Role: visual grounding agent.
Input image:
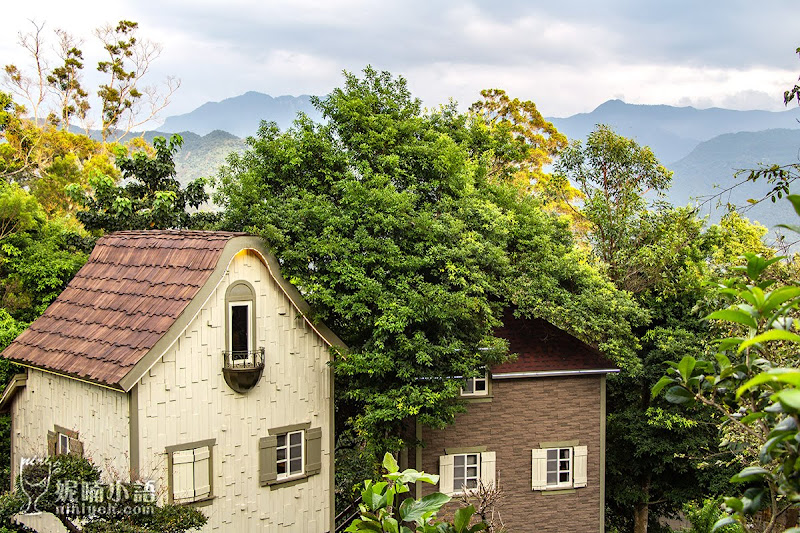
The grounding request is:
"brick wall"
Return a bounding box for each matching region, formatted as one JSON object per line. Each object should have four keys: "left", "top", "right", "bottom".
{"left": 418, "top": 375, "right": 603, "bottom": 533}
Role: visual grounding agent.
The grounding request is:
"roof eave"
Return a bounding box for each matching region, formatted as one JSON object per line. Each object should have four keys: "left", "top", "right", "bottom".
{"left": 491, "top": 368, "right": 620, "bottom": 379}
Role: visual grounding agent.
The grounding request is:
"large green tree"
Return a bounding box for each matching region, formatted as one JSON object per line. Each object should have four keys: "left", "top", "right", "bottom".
{"left": 67, "top": 134, "right": 212, "bottom": 231}
{"left": 216, "top": 69, "right": 643, "bottom": 461}
{"left": 555, "top": 126, "right": 762, "bottom": 533}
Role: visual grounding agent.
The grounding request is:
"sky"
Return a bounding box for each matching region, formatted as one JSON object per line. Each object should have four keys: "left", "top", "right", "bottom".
{"left": 1, "top": 0, "right": 799, "bottom": 128}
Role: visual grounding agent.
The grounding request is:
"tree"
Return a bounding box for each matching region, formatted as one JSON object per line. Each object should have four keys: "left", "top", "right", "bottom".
{"left": 95, "top": 20, "right": 179, "bottom": 141}
{"left": 47, "top": 29, "right": 89, "bottom": 130}
{"left": 552, "top": 125, "right": 757, "bottom": 533}
{"left": 554, "top": 124, "right": 673, "bottom": 288}
{"left": 3, "top": 19, "right": 179, "bottom": 139}
{"left": 67, "top": 134, "right": 211, "bottom": 231}
{"left": 653, "top": 249, "right": 800, "bottom": 533}
{"left": 217, "top": 68, "right": 643, "bottom": 460}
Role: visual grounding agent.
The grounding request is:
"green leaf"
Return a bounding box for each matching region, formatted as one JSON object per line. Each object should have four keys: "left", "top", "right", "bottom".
{"left": 737, "top": 368, "right": 800, "bottom": 398}
{"left": 775, "top": 389, "right": 800, "bottom": 411}
{"left": 723, "top": 497, "right": 743, "bottom": 513}
{"left": 706, "top": 309, "right": 757, "bottom": 329}
{"left": 711, "top": 517, "right": 738, "bottom": 532}
{"left": 383, "top": 453, "right": 400, "bottom": 474}
{"left": 677, "top": 356, "right": 696, "bottom": 383}
{"left": 665, "top": 385, "right": 694, "bottom": 404}
{"left": 738, "top": 329, "right": 800, "bottom": 352}
{"left": 730, "top": 466, "right": 769, "bottom": 483}
{"left": 453, "top": 504, "right": 475, "bottom": 532}
{"left": 651, "top": 376, "right": 676, "bottom": 399}
{"left": 787, "top": 194, "right": 800, "bottom": 218}
{"left": 398, "top": 492, "right": 451, "bottom": 524}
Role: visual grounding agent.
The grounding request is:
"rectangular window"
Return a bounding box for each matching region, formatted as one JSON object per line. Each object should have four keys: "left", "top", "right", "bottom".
{"left": 276, "top": 430, "right": 304, "bottom": 479}
{"left": 229, "top": 302, "right": 251, "bottom": 363}
{"left": 452, "top": 453, "right": 480, "bottom": 491}
{"left": 546, "top": 448, "right": 572, "bottom": 487}
{"left": 58, "top": 433, "right": 70, "bottom": 455}
{"left": 461, "top": 371, "right": 488, "bottom": 396}
{"left": 168, "top": 442, "right": 213, "bottom": 504}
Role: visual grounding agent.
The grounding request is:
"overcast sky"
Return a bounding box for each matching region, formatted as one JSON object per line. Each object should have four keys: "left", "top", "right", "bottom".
{"left": 2, "top": 0, "right": 799, "bottom": 127}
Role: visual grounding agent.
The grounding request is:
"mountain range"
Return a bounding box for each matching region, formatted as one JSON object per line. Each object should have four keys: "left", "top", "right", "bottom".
{"left": 152, "top": 93, "right": 800, "bottom": 232}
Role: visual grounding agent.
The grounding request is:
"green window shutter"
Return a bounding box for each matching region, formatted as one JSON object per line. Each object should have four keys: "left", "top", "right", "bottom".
{"left": 68, "top": 437, "right": 83, "bottom": 458}
{"left": 259, "top": 435, "right": 278, "bottom": 486}
{"left": 305, "top": 427, "right": 322, "bottom": 476}
{"left": 47, "top": 431, "right": 58, "bottom": 457}
{"left": 47, "top": 431, "right": 57, "bottom": 457}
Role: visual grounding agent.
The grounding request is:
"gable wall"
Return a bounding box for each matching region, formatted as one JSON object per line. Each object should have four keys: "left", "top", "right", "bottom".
{"left": 134, "top": 249, "right": 333, "bottom": 532}
{"left": 10, "top": 370, "right": 130, "bottom": 482}
{"left": 418, "top": 375, "right": 603, "bottom": 532}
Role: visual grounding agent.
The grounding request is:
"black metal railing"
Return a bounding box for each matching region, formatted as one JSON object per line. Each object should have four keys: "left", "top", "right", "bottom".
{"left": 222, "top": 347, "right": 265, "bottom": 370}
{"left": 333, "top": 496, "right": 362, "bottom": 533}
{"left": 222, "top": 348, "right": 265, "bottom": 393}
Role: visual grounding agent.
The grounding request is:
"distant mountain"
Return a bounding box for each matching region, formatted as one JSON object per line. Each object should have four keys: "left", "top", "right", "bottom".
{"left": 157, "top": 92, "right": 322, "bottom": 138}
{"left": 669, "top": 129, "right": 800, "bottom": 229}
{"left": 128, "top": 130, "right": 246, "bottom": 186}
{"left": 548, "top": 100, "right": 800, "bottom": 164}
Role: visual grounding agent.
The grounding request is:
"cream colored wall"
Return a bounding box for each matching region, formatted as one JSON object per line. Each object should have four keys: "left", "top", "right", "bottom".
{"left": 135, "top": 249, "right": 333, "bottom": 532}
{"left": 10, "top": 370, "right": 130, "bottom": 481}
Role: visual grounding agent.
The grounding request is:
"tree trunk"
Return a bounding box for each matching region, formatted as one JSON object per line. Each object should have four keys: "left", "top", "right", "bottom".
{"left": 633, "top": 502, "right": 649, "bottom": 533}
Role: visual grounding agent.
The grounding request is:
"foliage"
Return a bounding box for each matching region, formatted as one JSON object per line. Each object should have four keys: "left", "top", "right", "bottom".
{"left": 652, "top": 239, "right": 800, "bottom": 532}
{"left": 554, "top": 124, "right": 673, "bottom": 288}
{"left": 346, "top": 453, "right": 486, "bottom": 533}
{"left": 683, "top": 498, "right": 744, "bottom": 533}
{"left": 6, "top": 454, "right": 206, "bottom": 533}
{"left": 217, "top": 68, "right": 643, "bottom": 453}
{"left": 466, "top": 89, "right": 581, "bottom": 218}
{"left": 3, "top": 19, "right": 178, "bottom": 140}
{"left": 68, "top": 134, "right": 212, "bottom": 231}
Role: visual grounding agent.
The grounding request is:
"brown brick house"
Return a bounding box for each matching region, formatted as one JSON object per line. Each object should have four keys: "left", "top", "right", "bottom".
{"left": 412, "top": 314, "right": 617, "bottom": 533}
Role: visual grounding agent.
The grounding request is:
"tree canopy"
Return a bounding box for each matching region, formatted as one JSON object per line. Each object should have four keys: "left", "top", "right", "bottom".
{"left": 217, "top": 68, "right": 643, "bottom": 451}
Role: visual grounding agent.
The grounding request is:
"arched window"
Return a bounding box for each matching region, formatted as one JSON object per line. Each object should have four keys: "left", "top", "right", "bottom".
{"left": 225, "top": 281, "right": 256, "bottom": 365}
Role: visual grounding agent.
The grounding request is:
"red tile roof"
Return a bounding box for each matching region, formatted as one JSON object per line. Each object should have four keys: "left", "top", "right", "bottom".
{"left": 2, "top": 230, "right": 246, "bottom": 389}
{"left": 492, "top": 313, "right": 616, "bottom": 375}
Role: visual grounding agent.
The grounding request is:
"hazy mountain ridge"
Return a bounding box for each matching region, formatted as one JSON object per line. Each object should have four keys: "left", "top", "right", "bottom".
{"left": 547, "top": 99, "right": 800, "bottom": 164}
{"left": 157, "top": 92, "right": 322, "bottom": 138}
{"left": 150, "top": 94, "right": 800, "bottom": 231}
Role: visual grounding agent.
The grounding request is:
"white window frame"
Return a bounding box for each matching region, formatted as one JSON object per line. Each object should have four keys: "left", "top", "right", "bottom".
{"left": 276, "top": 429, "right": 304, "bottom": 480}
{"left": 460, "top": 371, "right": 488, "bottom": 397}
{"left": 532, "top": 444, "right": 587, "bottom": 491}
{"left": 452, "top": 453, "right": 481, "bottom": 492}
{"left": 546, "top": 447, "right": 572, "bottom": 488}
{"left": 439, "top": 451, "right": 495, "bottom": 496}
{"left": 228, "top": 301, "right": 252, "bottom": 365}
{"left": 58, "top": 433, "right": 70, "bottom": 455}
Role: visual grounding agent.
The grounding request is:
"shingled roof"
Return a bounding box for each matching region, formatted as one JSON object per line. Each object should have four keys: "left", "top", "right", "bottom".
{"left": 491, "top": 312, "right": 617, "bottom": 376}
{"left": 2, "top": 230, "right": 247, "bottom": 389}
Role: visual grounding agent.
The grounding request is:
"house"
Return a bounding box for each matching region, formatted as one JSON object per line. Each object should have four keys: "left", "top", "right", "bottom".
{"left": 411, "top": 312, "right": 617, "bottom": 533}
{"left": 0, "top": 230, "right": 343, "bottom": 532}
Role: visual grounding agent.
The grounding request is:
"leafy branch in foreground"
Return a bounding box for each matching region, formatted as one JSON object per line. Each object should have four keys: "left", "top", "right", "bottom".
{"left": 346, "top": 453, "right": 486, "bottom": 533}
{"left": 653, "top": 240, "right": 800, "bottom": 532}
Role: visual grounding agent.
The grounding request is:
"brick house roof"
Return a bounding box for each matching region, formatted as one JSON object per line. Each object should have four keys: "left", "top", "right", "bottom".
{"left": 491, "top": 312, "right": 617, "bottom": 375}
{"left": 1, "top": 230, "right": 246, "bottom": 389}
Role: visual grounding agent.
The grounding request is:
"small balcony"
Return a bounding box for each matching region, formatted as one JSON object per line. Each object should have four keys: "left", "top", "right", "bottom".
{"left": 222, "top": 348, "right": 265, "bottom": 393}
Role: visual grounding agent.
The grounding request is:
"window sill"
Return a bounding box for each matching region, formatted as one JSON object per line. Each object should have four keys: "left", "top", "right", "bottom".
{"left": 461, "top": 395, "right": 493, "bottom": 403}
{"left": 538, "top": 488, "right": 576, "bottom": 495}
{"left": 266, "top": 473, "right": 312, "bottom": 489}
{"left": 177, "top": 496, "right": 215, "bottom": 508}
